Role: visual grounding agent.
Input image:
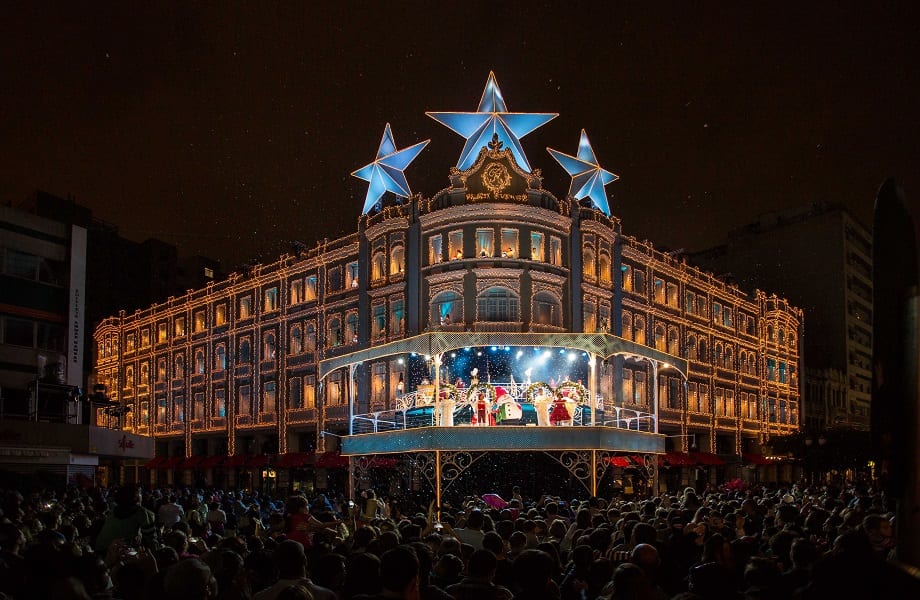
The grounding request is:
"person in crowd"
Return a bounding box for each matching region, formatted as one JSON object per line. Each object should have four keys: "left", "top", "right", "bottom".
{"left": 253, "top": 539, "right": 336, "bottom": 600}
{"left": 94, "top": 485, "right": 158, "bottom": 554}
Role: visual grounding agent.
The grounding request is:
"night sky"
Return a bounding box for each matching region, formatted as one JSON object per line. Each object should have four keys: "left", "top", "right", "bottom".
{"left": 3, "top": 2, "right": 918, "bottom": 269}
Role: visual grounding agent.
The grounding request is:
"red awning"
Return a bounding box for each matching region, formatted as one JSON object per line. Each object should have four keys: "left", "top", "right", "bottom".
{"left": 691, "top": 451, "right": 726, "bottom": 466}
{"left": 606, "top": 456, "right": 632, "bottom": 468}
{"left": 663, "top": 451, "right": 696, "bottom": 466}
{"left": 315, "top": 451, "right": 349, "bottom": 468}
{"left": 142, "top": 456, "right": 165, "bottom": 469}
{"left": 743, "top": 453, "right": 776, "bottom": 466}
{"left": 177, "top": 455, "right": 206, "bottom": 469}
{"left": 275, "top": 452, "right": 313, "bottom": 468}
{"left": 223, "top": 454, "right": 251, "bottom": 468}
{"left": 630, "top": 455, "right": 648, "bottom": 467}
{"left": 159, "top": 456, "right": 184, "bottom": 469}
{"left": 199, "top": 455, "right": 227, "bottom": 468}
{"left": 248, "top": 454, "right": 269, "bottom": 468}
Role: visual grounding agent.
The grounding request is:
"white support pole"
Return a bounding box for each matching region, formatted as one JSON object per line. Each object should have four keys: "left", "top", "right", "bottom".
{"left": 349, "top": 364, "right": 357, "bottom": 436}
{"left": 588, "top": 353, "right": 598, "bottom": 426}
{"left": 434, "top": 354, "right": 442, "bottom": 426}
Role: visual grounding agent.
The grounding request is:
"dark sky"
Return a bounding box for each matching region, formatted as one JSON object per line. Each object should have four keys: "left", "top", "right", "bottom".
{"left": 3, "top": 2, "right": 918, "bottom": 269}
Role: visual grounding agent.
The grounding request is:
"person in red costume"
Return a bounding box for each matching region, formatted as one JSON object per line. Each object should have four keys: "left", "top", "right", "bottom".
{"left": 550, "top": 390, "right": 572, "bottom": 426}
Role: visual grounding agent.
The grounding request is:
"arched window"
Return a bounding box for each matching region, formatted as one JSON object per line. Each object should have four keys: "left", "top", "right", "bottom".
{"left": 239, "top": 339, "right": 251, "bottom": 363}
{"left": 125, "top": 366, "right": 134, "bottom": 388}
{"left": 739, "top": 350, "right": 747, "bottom": 374}
{"left": 290, "top": 325, "right": 303, "bottom": 354}
{"left": 174, "top": 354, "right": 185, "bottom": 379}
{"left": 263, "top": 332, "right": 276, "bottom": 361}
{"left": 215, "top": 345, "right": 227, "bottom": 370}
{"left": 778, "top": 328, "right": 786, "bottom": 344}
{"left": 390, "top": 246, "right": 405, "bottom": 275}
{"left": 622, "top": 313, "right": 633, "bottom": 341}
{"left": 327, "top": 318, "right": 342, "bottom": 347}
{"left": 788, "top": 332, "right": 796, "bottom": 348}
{"left": 698, "top": 339, "right": 708, "bottom": 363}
{"left": 195, "top": 349, "right": 205, "bottom": 374}
{"left": 724, "top": 346, "right": 733, "bottom": 369}
{"left": 687, "top": 335, "right": 697, "bottom": 360}
{"left": 714, "top": 343, "right": 723, "bottom": 365}
{"left": 532, "top": 291, "right": 562, "bottom": 327}
{"left": 748, "top": 353, "right": 757, "bottom": 375}
{"left": 157, "top": 358, "right": 167, "bottom": 382}
{"left": 667, "top": 328, "right": 680, "bottom": 355}
{"left": 767, "top": 325, "right": 775, "bottom": 341}
{"left": 654, "top": 324, "right": 666, "bottom": 351}
{"left": 431, "top": 291, "right": 462, "bottom": 326}
{"left": 140, "top": 362, "right": 149, "bottom": 384}
{"left": 634, "top": 316, "right": 646, "bottom": 345}
{"left": 372, "top": 252, "right": 386, "bottom": 281}
{"left": 477, "top": 287, "right": 519, "bottom": 322}
{"left": 583, "top": 248, "right": 596, "bottom": 278}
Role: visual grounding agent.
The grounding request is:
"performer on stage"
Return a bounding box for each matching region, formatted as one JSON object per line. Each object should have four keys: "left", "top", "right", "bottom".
{"left": 476, "top": 391, "right": 489, "bottom": 426}
{"left": 550, "top": 390, "right": 572, "bottom": 426}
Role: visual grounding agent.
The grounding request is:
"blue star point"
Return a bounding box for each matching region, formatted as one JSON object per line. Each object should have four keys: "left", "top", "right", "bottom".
{"left": 351, "top": 123, "right": 429, "bottom": 215}
{"left": 547, "top": 129, "right": 619, "bottom": 216}
{"left": 426, "top": 71, "right": 557, "bottom": 172}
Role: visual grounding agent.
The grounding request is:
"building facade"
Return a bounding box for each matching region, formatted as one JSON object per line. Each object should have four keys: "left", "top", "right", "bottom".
{"left": 94, "top": 139, "right": 803, "bottom": 487}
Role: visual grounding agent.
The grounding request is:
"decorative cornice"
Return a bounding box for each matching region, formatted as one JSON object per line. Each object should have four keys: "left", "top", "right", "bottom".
{"left": 365, "top": 217, "right": 410, "bottom": 241}
{"left": 420, "top": 203, "right": 571, "bottom": 233}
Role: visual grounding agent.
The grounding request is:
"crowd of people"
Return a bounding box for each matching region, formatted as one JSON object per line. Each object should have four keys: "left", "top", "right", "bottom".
{"left": 0, "top": 478, "right": 918, "bottom": 599}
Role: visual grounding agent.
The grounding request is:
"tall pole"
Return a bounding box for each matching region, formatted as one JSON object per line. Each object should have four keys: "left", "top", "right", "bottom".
{"left": 435, "top": 450, "right": 442, "bottom": 520}
{"left": 588, "top": 353, "right": 597, "bottom": 426}
{"left": 434, "top": 354, "right": 442, "bottom": 425}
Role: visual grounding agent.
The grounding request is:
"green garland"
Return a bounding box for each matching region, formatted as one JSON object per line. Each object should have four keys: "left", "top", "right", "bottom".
{"left": 464, "top": 382, "right": 497, "bottom": 405}
{"left": 524, "top": 382, "right": 554, "bottom": 404}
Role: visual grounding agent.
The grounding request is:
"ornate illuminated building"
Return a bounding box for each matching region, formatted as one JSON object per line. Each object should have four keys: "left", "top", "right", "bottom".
{"left": 94, "top": 73, "right": 802, "bottom": 491}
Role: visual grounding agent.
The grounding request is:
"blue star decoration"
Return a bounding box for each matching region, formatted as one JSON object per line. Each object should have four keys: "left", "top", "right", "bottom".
{"left": 547, "top": 129, "right": 619, "bottom": 217}
{"left": 351, "top": 123, "right": 430, "bottom": 215}
{"left": 426, "top": 71, "right": 558, "bottom": 172}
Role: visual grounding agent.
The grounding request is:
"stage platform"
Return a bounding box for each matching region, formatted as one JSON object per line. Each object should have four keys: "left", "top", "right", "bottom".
{"left": 341, "top": 425, "right": 664, "bottom": 455}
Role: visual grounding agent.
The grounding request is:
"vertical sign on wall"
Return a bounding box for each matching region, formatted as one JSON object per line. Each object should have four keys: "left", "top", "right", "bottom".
{"left": 67, "top": 225, "right": 87, "bottom": 387}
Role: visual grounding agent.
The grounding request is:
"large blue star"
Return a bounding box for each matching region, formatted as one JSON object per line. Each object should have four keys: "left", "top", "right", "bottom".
{"left": 351, "top": 123, "right": 429, "bottom": 215}
{"left": 426, "top": 71, "right": 557, "bottom": 172}
{"left": 547, "top": 129, "right": 619, "bottom": 216}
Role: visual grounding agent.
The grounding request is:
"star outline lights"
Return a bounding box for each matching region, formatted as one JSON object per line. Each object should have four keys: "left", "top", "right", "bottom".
{"left": 547, "top": 129, "right": 619, "bottom": 217}
{"left": 426, "top": 71, "right": 558, "bottom": 172}
{"left": 351, "top": 123, "right": 430, "bottom": 215}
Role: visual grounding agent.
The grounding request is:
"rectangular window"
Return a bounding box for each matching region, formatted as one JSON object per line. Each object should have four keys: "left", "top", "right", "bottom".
{"left": 289, "top": 377, "right": 303, "bottom": 409}
{"left": 305, "top": 276, "right": 318, "bottom": 301}
{"left": 530, "top": 231, "right": 544, "bottom": 261}
{"left": 668, "top": 378, "right": 680, "bottom": 409}
{"left": 725, "top": 390, "right": 735, "bottom": 416}
{"left": 390, "top": 299, "right": 404, "bottom": 336}
{"left": 264, "top": 287, "right": 279, "bottom": 312}
{"left": 239, "top": 296, "right": 252, "bottom": 319}
{"left": 712, "top": 302, "right": 722, "bottom": 325}
{"left": 722, "top": 306, "right": 733, "bottom": 328}
{"left": 4, "top": 249, "right": 38, "bottom": 279}
{"left": 373, "top": 304, "right": 386, "bottom": 339}
{"left": 125, "top": 333, "right": 136, "bottom": 352}
{"left": 214, "top": 389, "right": 226, "bottom": 418}
{"left": 304, "top": 375, "right": 316, "bottom": 408}
{"left": 714, "top": 388, "right": 725, "bottom": 415}
{"left": 175, "top": 395, "right": 185, "bottom": 423}
{"left": 2, "top": 317, "right": 33, "bottom": 347}
{"left": 448, "top": 230, "right": 463, "bottom": 260}
{"left": 290, "top": 279, "right": 303, "bottom": 304}
{"left": 688, "top": 382, "right": 699, "bottom": 412}
{"left": 699, "top": 384, "right": 710, "bottom": 413}
{"left": 696, "top": 296, "right": 707, "bottom": 317}
{"left": 621, "top": 369, "right": 633, "bottom": 402}
{"left": 550, "top": 236, "right": 562, "bottom": 266}
{"left": 372, "top": 362, "right": 387, "bottom": 407}
{"left": 174, "top": 317, "right": 186, "bottom": 337}
{"left": 328, "top": 373, "right": 343, "bottom": 406}
{"left": 347, "top": 262, "right": 359, "bottom": 288}
{"left": 262, "top": 381, "right": 276, "bottom": 414}
{"left": 583, "top": 302, "right": 597, "bottom": 333}
{"left": 327, "top": 266, "right": 343, "bottom": 291}
{"left": 193, "top": 392, "right": 204, "bottom": 421}
{"left": 633, "top": 270, "right": 646, "bottom": 294}
{"left": 667, "top": 283, "right": 679, "bottom": 307}
{"left": 238, "top": 386, "right": 251, "bottom": 416}
{"left": 194, "top": 311, "right": 206, "bottom": 332}
{"left": 685, "top": 291, "right": 695, "bottom": 314}
{"left": 621, "top": 265, "right": 632, "bottom": 291}
{"left": 477, "top": 229, "right": 495, "bottom": 257}
{"left": 500, "top": 229, "right": 518, "bottom": 258}
{"left": 634, "top": 371, "right": 647, "bottom": 404}
{"left": 767, "top": 358, "right": 776, "bottom": 381}
{"left": 140, "top": 328, "right": 150, "bottom": 347}
{"left": 653, "top": 278, "right": 665, "bottom": 303}
{"left": 779, "top": 362, "right": 787, "bottom": 383}
{"left": 429, "top": 235, "right": 443, "bottom": 264}
{"left": 215, "top": 304, "right": 227, "bottom": 325}
{"left": 599, "top": 305, "right": 610, "bottom": 333}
